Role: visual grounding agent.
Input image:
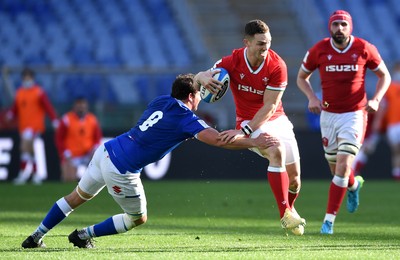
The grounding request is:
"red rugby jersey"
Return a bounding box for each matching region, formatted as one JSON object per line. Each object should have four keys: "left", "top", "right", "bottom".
{"left": 301, "top": 36, "right": 382, "bottom": 113}
{"left": 215, "top": 47, "right": 287, "bottom": 128}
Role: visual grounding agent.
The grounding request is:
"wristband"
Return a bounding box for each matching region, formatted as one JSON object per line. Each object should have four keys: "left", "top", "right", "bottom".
{"left": 241, "top": 124, "right": 253, "bottom": 136}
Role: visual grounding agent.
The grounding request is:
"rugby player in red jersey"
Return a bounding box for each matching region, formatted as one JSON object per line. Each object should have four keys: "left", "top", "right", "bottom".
{"left": 296, "top": 10, "right": 391, "bottom": 234}
{"left": 195, "top": 19, "right": 306, "bottom": 235}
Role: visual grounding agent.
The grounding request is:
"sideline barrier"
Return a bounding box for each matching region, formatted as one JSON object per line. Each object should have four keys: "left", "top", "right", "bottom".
{"left": 0, "top": 131, "right": 393, "bottom": 181}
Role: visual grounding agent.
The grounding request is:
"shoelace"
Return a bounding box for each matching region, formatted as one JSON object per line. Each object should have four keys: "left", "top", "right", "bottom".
{"left": 31, "top": 232, "right": 43, "bottom": 244}
{"left": 77, "top": 230, "right": 95, "bottom": 248}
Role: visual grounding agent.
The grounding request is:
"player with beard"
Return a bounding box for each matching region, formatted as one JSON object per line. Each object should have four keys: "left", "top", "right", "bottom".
{"left": 296, "top": 10, "right": 391, "bottom": 234}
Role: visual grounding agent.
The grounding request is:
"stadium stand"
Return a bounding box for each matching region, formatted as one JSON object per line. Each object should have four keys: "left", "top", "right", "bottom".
{"left": 0, "top": 0, "right": 198, "bottom": 107}
{"left": 1, "top": 0, "right": 399, "bottom": 130}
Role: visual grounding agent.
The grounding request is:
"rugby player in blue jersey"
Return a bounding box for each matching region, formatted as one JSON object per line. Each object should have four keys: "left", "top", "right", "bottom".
{"left": 21, "top": 73, "right": 277, "bottom": 249}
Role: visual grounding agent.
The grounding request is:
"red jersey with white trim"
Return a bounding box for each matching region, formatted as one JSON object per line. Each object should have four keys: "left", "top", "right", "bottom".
{"left": 11, "top": 85, "right": 57, "bottom": 134}
{"left": 214, "top": 47, "right": 287, "bottom": 128}
{"left": 301, "top": 36, "right": 382, "bottom": 113}
{"left": 383, "top": 81, "right": 400, "bottom": 127}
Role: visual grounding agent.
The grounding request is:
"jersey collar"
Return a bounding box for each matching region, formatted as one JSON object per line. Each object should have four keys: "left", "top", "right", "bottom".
{"left": 244, "top": 47, "right": 265, "bottom": 74}
{"left": 176, "top": 98, "right": 190, "bottom": 110}
{"left": 330, "top": 35, "right": 354, "bottom": 53}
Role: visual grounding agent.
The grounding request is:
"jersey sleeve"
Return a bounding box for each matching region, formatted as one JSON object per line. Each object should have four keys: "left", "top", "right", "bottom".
{"left": 267, "top": 57, "right": 288, "bottom": 91}
{"left": 365, "top": 42, "right": 383, "bottom": 71}
{"left": 301, "top": 47, "right": 318, "bottom": 73}
{"left": 55, "top": 117, "right": 68, "bottom": 158}
{"left": 8, "top": 96, "right": 18, "bottom": 118}
{"left": 213, "top": 50, "right": 235, "bottom": 72}
{"left": 39, "top": 88, "right": 58, "bottom": 120}
{"left": 181, "top": 113, "right": 210, "bottom": 137}
{"left": 91, "top": 115, "right": 103, "bottom": 146}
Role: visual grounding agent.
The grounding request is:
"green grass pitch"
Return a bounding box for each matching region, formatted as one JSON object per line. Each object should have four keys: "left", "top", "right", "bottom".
{"left": 1, "top": 180, "right": 399, "bottom": 259}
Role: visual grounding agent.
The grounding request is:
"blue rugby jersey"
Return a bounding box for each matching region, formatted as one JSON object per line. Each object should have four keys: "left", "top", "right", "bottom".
{"left": 104, "top": 95, "right": 209, "bottom": 174}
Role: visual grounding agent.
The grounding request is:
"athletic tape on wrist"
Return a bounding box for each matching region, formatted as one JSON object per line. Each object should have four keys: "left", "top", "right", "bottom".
{"left": 241, "top": 124, "right": 253, "bottom": 136}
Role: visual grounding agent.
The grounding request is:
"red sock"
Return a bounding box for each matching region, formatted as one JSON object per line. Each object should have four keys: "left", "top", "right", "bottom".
{"left": 288, "top": 191, "right": 298, "bottom": 208}
{"left": 32, "top": 163, "right": 37, "bottom": 174}
{"left": 347, "top": 169, "right": 355, "bottom": 188}
{"left": 20, "top": 161, "right": 28, "bottom": 171}
{"left": 326, "top": 182, "right": 347, "bottom": 215}
{"left": 353, "top": 160, "right": 365, "bottom": 176}
{"left": 267, "top": 170, "right": 290, "bottom": 218}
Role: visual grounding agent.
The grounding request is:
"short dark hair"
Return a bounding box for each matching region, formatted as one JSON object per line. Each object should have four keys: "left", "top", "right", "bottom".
{"left": 74, "top": 96, "right": 88, "bottom": 103}
{"left": 21, "top": 67, "right": 35, "bottom": 78}
{"left": 170, "top": 73, "right": 197, "bottom": 100}
{"left": 244, "top": 19, "right": 269, "bottom": 37}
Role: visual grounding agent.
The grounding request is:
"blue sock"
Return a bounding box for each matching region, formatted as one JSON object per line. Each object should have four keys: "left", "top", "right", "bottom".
{"left": 93, "top": 217, "right": 118, "bottom": 237}
{"left": 42, "top": 198, "right": 73, "bottom": 230}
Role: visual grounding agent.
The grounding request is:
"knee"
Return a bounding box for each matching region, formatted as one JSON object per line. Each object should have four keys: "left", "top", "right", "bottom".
{"left": 64, "top": 187, "right": 89, "bottom": 209}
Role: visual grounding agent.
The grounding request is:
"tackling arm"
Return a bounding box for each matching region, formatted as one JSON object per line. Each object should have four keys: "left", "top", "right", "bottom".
{"left": 196, "top": 127, "right": 278, "bottom": 150}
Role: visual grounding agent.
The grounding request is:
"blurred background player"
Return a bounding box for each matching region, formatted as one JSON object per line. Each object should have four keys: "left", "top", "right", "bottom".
{"left": 351, "top": 112, "right": 387, "bottom": 177}
{"left": 20, "top": 73, "right": 280, "bottom": 249}
{"left": 195, "top": 19, "right": 306, "bottom": 235}
{"left": 297, "top": 10, "right": 391, "bottom": 234}
{"left": 55, "top": 97, "right": 102, "bottom": 182}
{"left": 7, "top": 68, "right": 59, "bottom": 185}
{"left": 361, "top": 61, "right": 400, "bottom": 180}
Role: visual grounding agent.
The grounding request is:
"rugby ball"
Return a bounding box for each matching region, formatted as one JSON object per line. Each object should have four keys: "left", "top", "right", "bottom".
{"left": 200, "top": 68, "right": 230, "bottom": 103}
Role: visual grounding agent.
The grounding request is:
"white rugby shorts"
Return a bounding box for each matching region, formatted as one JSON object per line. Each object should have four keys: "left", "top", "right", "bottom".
{"left": 320, "top": 110, "right": 366, "bottom": 154}
{"left": 78, "top": 144, "right": 147, "bottom": 216}
{"left": 387, "top": 122, "right": 400, "bottom": 145}
{"left": 243, "top": 115, "right": 300, "bottom": 164}
{"left": 21, "top": 128, "right": 39, "bottom": 140}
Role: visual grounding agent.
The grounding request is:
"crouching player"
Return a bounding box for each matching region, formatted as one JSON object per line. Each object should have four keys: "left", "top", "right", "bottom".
{"left": 21, "top": 73, "right": 280, "bottom": 249}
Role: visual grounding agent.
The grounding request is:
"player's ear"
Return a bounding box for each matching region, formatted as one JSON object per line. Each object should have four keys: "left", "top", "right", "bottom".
{"left": 186, "top": 92, "right": 193, "bottom": 101}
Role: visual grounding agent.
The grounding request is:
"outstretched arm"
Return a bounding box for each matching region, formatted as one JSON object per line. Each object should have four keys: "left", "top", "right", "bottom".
{"left": 196, "top": 127, "right": 278, "bottom": 150}
{"left": 219, "top": 88, "right": 284, "bottom": 144}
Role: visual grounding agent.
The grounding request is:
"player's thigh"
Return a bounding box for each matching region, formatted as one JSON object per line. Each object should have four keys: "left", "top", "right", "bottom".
{"left": 78, "top": 145, "right": 106, "bottom": 197}
{"left": 103, "top": 170, "right": 147, "bottom": 216}
{"left": 320, "top": 111, "right": 338, "bottom": 154}
{"left": 320, "top": 110, "right": 365, "bottom": 154}
{"left": 20, "top": 129, "right": 36, "bottom": 151}
{"left": 99, "top": 149, "right": 147, "bottom": 216}
{"left": 337, "top": 110, "right": 365, "bottom": 146}
{"left": 273, "top": 118, "right": 300, "bottom": 165}
{"left": 246, "top": 116, "right": 300, "bottom": 164}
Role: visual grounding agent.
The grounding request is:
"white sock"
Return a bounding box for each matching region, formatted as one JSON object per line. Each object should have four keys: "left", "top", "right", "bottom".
{"left": 32, "top": 223, "right": 49, "bottom": 242}
{"left": 324, "top": 214, "right": 336, "bottom": 223}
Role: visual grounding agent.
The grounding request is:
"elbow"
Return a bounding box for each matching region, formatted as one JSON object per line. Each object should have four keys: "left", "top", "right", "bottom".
{"left": 296, "top": 77, "right": 306, "bottom": 87}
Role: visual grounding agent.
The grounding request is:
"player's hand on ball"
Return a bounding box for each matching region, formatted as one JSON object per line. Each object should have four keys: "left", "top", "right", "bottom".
{"left": 218, "top": 129, "right": 244, "bottom": 143}
{"left": 198, "top": 70, "right": 223, "bottom": 94}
